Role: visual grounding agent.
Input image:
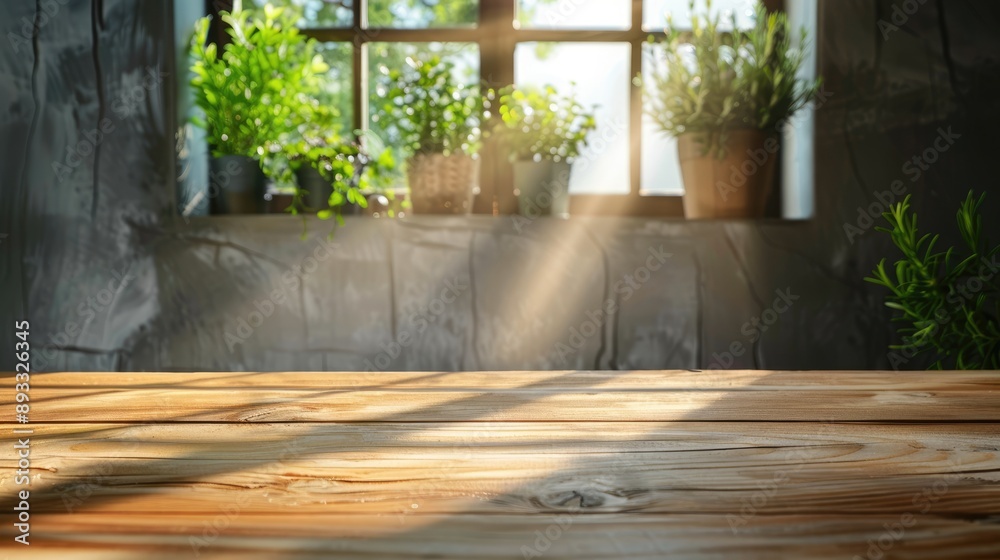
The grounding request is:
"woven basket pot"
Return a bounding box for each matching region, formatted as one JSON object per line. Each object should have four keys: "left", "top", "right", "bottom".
{"left": 406, "top": 153, "right": 478, "bottom": 215}
{"left": 677, "top": 129, "right": 778, "bottom": 219}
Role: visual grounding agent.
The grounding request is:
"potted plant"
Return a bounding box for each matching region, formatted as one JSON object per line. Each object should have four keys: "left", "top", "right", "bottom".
{"left": 287, "top": 121, "right": 397, "bottom": 221}
{"left": 866, "top": 192, "right": 1000, "bottom": 370}
{"left": 639, "top": 0, "right": 819, "bottom": 218}
{"left": 375, "top": 56, "right": 483, "bottom": 214}
{"left": 488, "top": 85, "right": 596, "bottom": 217}
{"left": 189, "top": 1, "right": 330, "bottom": 214}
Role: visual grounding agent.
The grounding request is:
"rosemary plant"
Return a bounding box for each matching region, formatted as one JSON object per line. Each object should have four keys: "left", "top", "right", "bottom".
{"left": 638, "top": 0, "right": 819, "bottom": 157}
{"left": 866, "top": 192, "right": 1000, "bottom": 369}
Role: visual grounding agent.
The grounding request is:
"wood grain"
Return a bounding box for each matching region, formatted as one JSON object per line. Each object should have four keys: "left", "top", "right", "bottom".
{"left": 0, "top": 370, "right": 997, "bottom": 558}
{"left": 5, "top": 369, "right": 1000, "bottom": 422}
{"left": 4, "top": 513, "right": 1000, "bottom": 559}
{"left": 11, "top": 369, "right": 999, "bottom": 389}
{"left": 0, "top": 422, "right": 997, "bottom": 516}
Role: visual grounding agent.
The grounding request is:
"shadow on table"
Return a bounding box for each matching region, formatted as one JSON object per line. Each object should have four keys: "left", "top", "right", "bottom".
{"left": 4, "top": 369, "right": 998, "bottom": 559}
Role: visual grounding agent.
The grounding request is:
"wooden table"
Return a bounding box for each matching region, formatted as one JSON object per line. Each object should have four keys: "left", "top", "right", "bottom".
{"left": 2, "top": 370, "right": 998, "bottom": 559}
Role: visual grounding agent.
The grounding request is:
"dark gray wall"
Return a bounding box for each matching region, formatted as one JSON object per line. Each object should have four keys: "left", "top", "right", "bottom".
{"left": 3, "top": 0, "right": 1000, "bottom": 372}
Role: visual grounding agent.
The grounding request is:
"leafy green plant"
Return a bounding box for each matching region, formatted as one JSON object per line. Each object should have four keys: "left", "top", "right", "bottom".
{"left": 189, "top": 1, "right": 330, "bottom": 164}
{"left": 285, "top": 121, "right": 397, "bottom": 222}
{"left": 487, "top": 84, "right": 597, "bottom": 163}
{"left": 374, "top": 55, "right": 483, "bottom": 157}
{"left": 638, "top": 0, "right": 819, "bottom": 156}
{"left": 866, "top": 192, "right": 1000, "bottom": 369}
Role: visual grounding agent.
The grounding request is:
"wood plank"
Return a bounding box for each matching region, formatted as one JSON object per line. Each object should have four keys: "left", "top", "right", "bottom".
{"left": 9, "top": 421, "right": 999, "bottom": 453}
{"left": 1, "top": 371, "right": 996, "bottom": 557}
{"left": 2, "top": 513, "right": 998, "bottom": 559}
{"left": 7, "top": 386, "right": 998, "bottom": 422}
{"left": 9, "top": 370, "right": 1000, "bottom": 390}
{"left": 2, "top": 423, "right": 997, "bottom": 515}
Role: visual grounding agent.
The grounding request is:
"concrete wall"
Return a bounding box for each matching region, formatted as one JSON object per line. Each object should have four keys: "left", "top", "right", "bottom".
{"left": 3, "top": 0, "right": 1000, "bottom": 372}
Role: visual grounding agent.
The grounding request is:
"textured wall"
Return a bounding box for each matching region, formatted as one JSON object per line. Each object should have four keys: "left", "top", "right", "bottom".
{"left": 2, "top": 0, "right": 1000, "bottom": 372}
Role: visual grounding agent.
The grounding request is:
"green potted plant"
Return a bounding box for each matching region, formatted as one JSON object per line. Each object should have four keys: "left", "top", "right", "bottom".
{"left": 375, "top": 56, "right": 483, "bottom": 214}
{"left": 287, "top": 123, "right": 397, "bottom": 220}
{"left": 488, "top": 84, "right": 596, "bottom": 217}
{"left": 638, "top": 0, "right": 819, "bottom": 218}
{"left": 866, "top": 192, "right": 1000, "bottom": 369}
{"left": 189, "top": 1, "right": 330, "bottom": 214}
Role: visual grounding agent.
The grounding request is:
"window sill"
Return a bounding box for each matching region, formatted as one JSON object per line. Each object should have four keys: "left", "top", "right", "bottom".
{"left": 171, "top": 213, "right": 811, "bottom": 231}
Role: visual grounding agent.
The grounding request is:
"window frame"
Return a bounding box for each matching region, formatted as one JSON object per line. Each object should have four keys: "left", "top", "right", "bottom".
{"left": 210, "top": 0, "right": 785, "bottom": 217}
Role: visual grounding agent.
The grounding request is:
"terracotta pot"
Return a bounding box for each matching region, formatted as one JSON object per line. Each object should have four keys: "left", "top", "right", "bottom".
{"left": 677, "top": 129, "right": 779, "bottom": 219}
{"left": 209, "top": 155, "right": 266, "bottom": 215}
{"left": 406, "top": 153, "right": 478, "bottom": 215}
{"left": 514, "top": 161, "right": 571, "bottom": 217}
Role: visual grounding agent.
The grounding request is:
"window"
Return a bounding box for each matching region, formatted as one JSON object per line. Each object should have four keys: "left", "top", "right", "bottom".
{"left": 224, "top": 0, "right": 800, "bottom": 217}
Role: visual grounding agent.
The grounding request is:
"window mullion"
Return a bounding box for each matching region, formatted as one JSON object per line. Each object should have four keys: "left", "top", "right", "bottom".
{"left": 477, "top": 0, "right": 517, "bottom": 215}
{"left": 351, "top": 0, "right": 367, "bottom": 138}
{"left": 629, "top": 0, "right": 643, "bottom": 199}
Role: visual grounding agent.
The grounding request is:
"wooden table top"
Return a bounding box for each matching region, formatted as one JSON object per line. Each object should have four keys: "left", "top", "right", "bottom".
{"left": 1, "top": 370, "right": 998, "bottom": 559}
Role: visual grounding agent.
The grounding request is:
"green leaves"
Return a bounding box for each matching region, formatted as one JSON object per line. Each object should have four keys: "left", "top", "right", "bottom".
{"left": 188, "top": 2, "right": 329, "bottom": 164}
{"left": 486, "top": 84, "right": 597, "bottom": 163}
{"left": 866, "top": 192, "right": 1000, "bottom": 369}
{"left": 284, "top": 122, "right": 397, "bottom": 222}
{"left": 191, "top": 2, "right": 389, "bottom": 234}
{"left": 373, "top": 55, "right": 482, "bottom": 156}
{"left": 638, "top": 0, "right": 819, "bottom": 157}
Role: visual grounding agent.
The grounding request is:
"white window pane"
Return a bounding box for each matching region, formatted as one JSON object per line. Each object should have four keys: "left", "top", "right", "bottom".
{"left": 643, "top": 0, "right": 757, "bottom": 31}
{"left": 250, "top": 0, "right": 353, "bottom": 27}
{"left": 515, "top": 43, "right": 631, "bottom": 195}
{"left": 640, "top": 42, "right": 684, "bottom": 194}
{"left": 642, "top": 122, "right": 684, "bottom": 195}
{"left": 516, "top": 0, "right": 631, "bottom": 30}
{"left": 369, "top": 0, "right": 478, "bottom": 28}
